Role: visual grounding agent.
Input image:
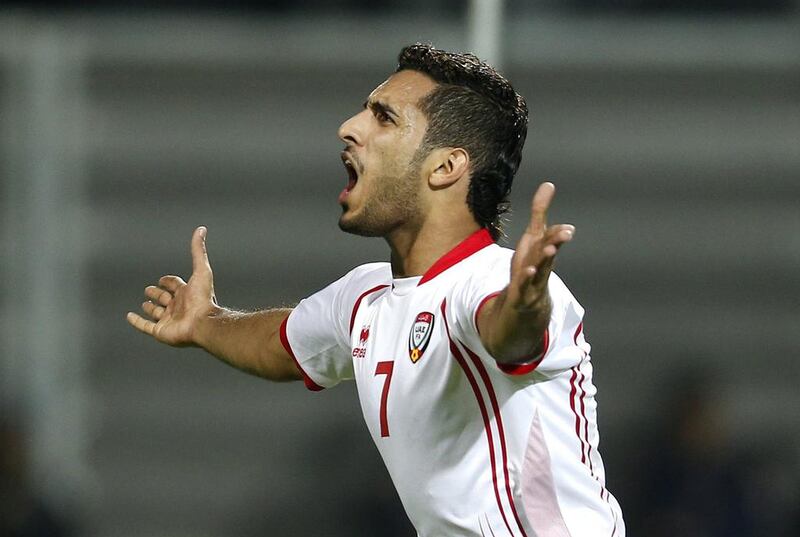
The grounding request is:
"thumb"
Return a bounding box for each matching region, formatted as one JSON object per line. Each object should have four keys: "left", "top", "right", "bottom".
{"left": 191, "top": 226, "right": 212, "bottom": 275}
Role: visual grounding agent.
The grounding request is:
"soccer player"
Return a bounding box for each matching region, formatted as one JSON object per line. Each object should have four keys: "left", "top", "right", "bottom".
{"left": 127, "top": 44, "right": 624, "bottom": 536}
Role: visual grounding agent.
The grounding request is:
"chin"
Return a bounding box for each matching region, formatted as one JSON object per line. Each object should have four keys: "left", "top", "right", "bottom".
{"left": 338, "top": 212, "right": 387, "bottom": 238}
{"left": 338, "top": 218, "right": 377, "bottom": 237}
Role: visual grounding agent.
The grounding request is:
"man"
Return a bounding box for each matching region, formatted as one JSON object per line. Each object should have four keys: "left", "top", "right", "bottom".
{"left": 128, "top": 44, "right": 624, "bottom": 536}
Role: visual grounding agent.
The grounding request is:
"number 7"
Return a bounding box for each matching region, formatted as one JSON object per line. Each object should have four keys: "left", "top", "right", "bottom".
{"left": 374, "top": 361, "right": 394, "bottom": 437}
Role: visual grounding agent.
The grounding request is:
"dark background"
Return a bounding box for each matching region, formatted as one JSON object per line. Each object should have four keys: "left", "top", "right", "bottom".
{"left": 1, "top": 1, "right": 798, "bottom": 536}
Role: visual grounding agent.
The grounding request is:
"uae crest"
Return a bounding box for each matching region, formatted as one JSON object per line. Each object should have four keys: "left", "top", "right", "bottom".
{"left": 408, "top": 312, "right": 435, "bottom": 363}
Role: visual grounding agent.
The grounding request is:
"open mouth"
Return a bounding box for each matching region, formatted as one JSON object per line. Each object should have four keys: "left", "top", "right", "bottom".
{"left": 341, "top": 152, "right": 359, "bottom": 194}
{"left": 338, "top": 151, "right": 361, "bottom": 206}
{"left": 345, "top": 160, "right": 358, "bottom": 192}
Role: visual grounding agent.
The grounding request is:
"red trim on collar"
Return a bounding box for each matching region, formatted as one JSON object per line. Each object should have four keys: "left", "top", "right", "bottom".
{"left": 418, "top": 228, "right": 495, "bottom": 286}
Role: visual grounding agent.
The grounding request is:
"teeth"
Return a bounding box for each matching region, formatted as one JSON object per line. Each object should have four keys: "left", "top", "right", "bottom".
{"left": 344, "top": 160, "right": 357, "bottom": 183}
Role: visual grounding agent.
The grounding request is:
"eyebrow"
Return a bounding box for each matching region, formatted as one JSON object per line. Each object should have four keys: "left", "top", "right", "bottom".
{"left": 363, "top": 99, "right": 399, "bottom": 120}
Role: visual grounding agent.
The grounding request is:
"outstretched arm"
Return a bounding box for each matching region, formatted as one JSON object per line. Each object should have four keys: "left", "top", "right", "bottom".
{"left": 477, "top": 182, "right": 575, "bottom": 364}
{"left": 126, "top": 227, "right": 302, "bottom": 382}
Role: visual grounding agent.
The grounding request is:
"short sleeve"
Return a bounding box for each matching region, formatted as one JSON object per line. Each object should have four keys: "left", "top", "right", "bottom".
{"left": 451, "top": 250, "right": 586, "bottom": 379}
{"left": 282, "top": 263, "right": 390, "bottom": 390}
{"left": 527, "top": 274, "right": 588, "bottom": 376}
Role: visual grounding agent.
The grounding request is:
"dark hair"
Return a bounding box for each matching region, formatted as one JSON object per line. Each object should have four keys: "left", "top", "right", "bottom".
{"left": 397, "top": 43, "right": 528, "bottom": 240}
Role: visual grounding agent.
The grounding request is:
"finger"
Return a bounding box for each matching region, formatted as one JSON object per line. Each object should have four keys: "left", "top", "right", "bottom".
{"left": 510, "top": 255, "right": 544, "bottom": 293}
{"left": 543, "top": 224, "right": 575, "bottom": 248}
{"left": 523, "top": 265, "right": 537, "bottom": 279}
{"left": 518, "top": 245, "right": 558, "bottom": 288}
{"left": 547, "top": 223, "right": 575, "bottom": 237}
{"left": 515, "top": 225, "right": 573, "bottom": 273}
{"left": 126, "top": 311, "right": 156, "bottom": 336}
{"left": 511, "top": 233, "right": 535, "bottom": 272}
{"left": 512, "top": 262, "right": 552, "bottom": 309}
{"left": 145, "top": 285, "right": 172, "bottom": 306}
{"left": 191, "top": 226, "right": 212, "bottom": 275}
{"left": 528, "top": 182, "right": 556, "bottom": 235}
{"left": 142, "top": 301, "right": 165, "bottom": 321}
{"left": 158, "top": 275, "right": 186, "bottom": 292}
{"left": 523, "top": 229, "right": 569, "bottom": 286}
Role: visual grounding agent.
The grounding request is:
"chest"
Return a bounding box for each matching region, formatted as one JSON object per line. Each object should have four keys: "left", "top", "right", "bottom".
{"left": 349, "top": 290, "right": 467, "bottom": 438}
{"left": 349, "top": 289, "right": 456, "bottom": 377}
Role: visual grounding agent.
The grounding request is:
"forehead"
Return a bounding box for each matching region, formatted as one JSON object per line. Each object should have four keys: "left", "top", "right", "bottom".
{"left": 368, "top": 69, "right": 437, "bottom": 109}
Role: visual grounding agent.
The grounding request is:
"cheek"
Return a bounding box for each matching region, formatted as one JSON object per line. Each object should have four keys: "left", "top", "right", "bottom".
{"left": 369, "top": 142, "right": 405, "bottom": 175}
{"left": 389, "top": 132, "right": 422, "bottom": 165}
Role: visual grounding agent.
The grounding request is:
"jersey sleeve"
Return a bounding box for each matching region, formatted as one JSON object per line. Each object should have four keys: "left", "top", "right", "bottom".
{"left": 451, "top": 251, "right": 587, "bottom": 380}
{"left": 281, "top": 263, "right": 390, "bottom": 391}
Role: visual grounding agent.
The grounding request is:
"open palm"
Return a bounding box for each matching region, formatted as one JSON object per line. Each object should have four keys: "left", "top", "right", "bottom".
{"left": 506, "top": 182, "right": 575, "bottom": 311}
{"left": 127, "top": 226, "right": 218, "bottom": 347}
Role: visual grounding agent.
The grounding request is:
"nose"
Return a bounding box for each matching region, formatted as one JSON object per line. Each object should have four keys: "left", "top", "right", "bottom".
{"left": 338, "top": 109, "right": 367, "bottom": 147}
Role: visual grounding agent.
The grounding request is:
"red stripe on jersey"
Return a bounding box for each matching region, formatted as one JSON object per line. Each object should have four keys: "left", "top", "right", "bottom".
{"left": 473, "top": 291, "right": 548, "bottom": 376}
{"left": 578, "top": 370, "right": 594, "bottom": 473}
{"left": 573, "top": 322, "right": 583, "bottom": 346}
{"left": 571, "top": 324, "right": 596, "bottom": 472}
{"left": 462, "top": 344, "right": 529, "bottom": 537}
{"left": 441, "top": 300, "right": 515, "bottom": 537}
{"left": 279, "top": 316, "right": 324, "bottom": 392}
{"left": 349, "top": 284, "right": 389, "bottom": 335}
{"left": 569, "top": 322, "right": 592, "bottom": 467}
{"left": 474, "top": 291, "right": 503, "bottom": 335}
{"left": 419, "top": 228, "right": 494, "bottom": 285}
{"left": 574, "top": 323, "right": 621, "bottom": 536}
{"left": 568, "top": 367, "right": 587, "bottom": 463}
{"left": 496, "top": 328, "right": 549, "bottom": 376}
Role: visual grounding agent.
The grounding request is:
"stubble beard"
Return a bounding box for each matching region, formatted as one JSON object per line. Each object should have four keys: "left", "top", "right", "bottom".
{"left": 338, "top": 156, "right": 423, "bottom": 238}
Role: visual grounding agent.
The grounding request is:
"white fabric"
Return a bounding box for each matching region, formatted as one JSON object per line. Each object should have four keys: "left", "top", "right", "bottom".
{"left": 285, "top": 240, "right": 624, "bottom": 537}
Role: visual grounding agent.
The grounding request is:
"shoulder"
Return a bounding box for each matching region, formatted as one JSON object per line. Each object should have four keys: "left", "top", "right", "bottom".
{"left": 470, "top": 243, "right": 514, "bottom": 273}
{"left": 443, "top": 245, "right": 513, "bottom": 328}
{"left": 339, "top": 262, "right": 392, "bottom": 289}
{"left": 467, "top": 245, "right": 577, "bottom": 303}
{"left": 290, "top": 262, "right": 391, "bottom": 338}
{"left": 347, "top": 261, "right": 392, "bottom": 277}
{"left": 325, "top": 262, "right": 392, "bottom": 308}
{"left": 297, "top": 262, "right": 390, "bottom": 305}
{"left": 449, "top": 243, "right": 514, "bottom": 294}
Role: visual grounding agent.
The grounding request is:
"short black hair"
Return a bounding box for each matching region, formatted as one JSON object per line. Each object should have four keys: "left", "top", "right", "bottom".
{"left": 397, "top": 43, "right": 528, "bottom": 240}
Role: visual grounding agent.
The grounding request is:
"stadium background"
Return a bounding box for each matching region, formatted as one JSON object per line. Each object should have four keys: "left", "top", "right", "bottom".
{"left": 1, "top": 1, "right": 798, "bottom": 535}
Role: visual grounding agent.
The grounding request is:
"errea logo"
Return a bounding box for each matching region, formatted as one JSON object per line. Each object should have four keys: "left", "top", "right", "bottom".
{"left": 352, "top": 325, "right": 370, "bottom": 358}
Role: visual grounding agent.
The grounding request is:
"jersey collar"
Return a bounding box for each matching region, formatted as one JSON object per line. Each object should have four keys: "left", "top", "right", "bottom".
{"left": 418, "top": 228, "right": 495, "bottom": 286}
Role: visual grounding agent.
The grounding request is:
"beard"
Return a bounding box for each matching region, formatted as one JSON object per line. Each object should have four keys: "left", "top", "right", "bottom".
{"left": 338, "top": 154, "right": 424, "bottom": 238}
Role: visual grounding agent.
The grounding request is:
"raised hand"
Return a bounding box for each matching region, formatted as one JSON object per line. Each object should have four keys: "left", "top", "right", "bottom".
{"left": 127, "top": 226, "right": 219, "bottom": 347}
{"left": 478, "top": 182, "right": 575, "bottom": 362}
{"left": 506, "top": 182, "right": 575, "bottom": 312}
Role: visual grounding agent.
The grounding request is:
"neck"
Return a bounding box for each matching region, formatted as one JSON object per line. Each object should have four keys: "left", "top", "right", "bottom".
{"left": 386, "top": 218, "right": 481, "bottom": 279}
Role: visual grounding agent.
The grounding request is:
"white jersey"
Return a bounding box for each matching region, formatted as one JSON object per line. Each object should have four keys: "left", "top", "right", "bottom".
{"left": 280, "top": 229, "right": 624, "bottom": 537}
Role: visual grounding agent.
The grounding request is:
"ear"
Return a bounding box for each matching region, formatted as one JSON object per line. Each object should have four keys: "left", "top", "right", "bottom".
{"left": 428, "top": 148, "right": 470, "bottom": 189}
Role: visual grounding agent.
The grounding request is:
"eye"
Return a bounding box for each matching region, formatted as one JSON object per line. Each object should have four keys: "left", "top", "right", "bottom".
{"left": 374, "top": 108, "right": 394, "bottom": 125}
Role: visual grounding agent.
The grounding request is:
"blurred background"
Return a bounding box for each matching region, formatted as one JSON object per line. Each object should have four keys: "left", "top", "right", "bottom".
{"left": 1, "top": 0, "right": 799, "bottom": 536}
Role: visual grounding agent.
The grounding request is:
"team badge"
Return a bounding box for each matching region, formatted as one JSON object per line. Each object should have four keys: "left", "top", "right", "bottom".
{"left": 408, "top": 312, "right": 435, "bottom": 363}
